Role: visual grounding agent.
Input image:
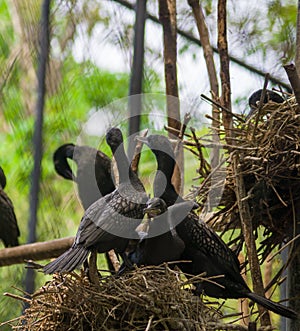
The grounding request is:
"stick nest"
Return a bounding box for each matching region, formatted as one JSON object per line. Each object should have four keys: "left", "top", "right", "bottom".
{"left": 188, "top": 96, "right": 300, "bottom": 261}
{"left": 11, "top": 266, "right": 220, "bottom": 331}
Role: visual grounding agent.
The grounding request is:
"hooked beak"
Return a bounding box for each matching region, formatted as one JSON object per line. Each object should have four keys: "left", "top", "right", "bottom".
{"left": 143, "top": 206, "right": 162, "bottom": 218}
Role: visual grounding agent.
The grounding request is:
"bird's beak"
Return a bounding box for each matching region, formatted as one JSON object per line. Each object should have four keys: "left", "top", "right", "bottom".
{"left": 135, "top": 136, "right": 149, "bottom": 145}
{"left": 192, "top": 201, "right": 199, "bottom": 210}
{"left": 143, "top": 206, "right": 161, "bottom": 217}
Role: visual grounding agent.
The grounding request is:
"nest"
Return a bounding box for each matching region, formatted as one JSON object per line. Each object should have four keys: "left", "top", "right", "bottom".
{"left": 188, "top": 96, "right": 300, "bottom": 261}
{"left": 10, "top": 266, "right": 221, "bottom": 331}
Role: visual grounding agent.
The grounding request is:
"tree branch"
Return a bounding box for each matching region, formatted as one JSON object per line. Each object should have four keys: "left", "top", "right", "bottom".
{"left": 0, "top": 237, "right": 74, "bottom": 267}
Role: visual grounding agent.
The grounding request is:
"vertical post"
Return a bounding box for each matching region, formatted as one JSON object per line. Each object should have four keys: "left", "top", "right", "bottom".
{"left": 25, "top": 0, "right": 51, "bottom": 299}
{"left": 127, "top": 0, "right": 147, "bottom": 161}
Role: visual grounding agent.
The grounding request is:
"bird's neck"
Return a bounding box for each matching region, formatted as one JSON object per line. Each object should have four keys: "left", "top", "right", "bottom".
{"left": 153, "top": 153, "right": 179, "bottom": 205}
{"left": 0, "top": 168, "right": 6, "bottom": 189}
{"left": 112, "top": 145, "right": 132, "bottom": 183}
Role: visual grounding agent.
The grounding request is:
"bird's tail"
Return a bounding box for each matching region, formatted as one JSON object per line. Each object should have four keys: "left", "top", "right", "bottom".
{"left": 43, "top": 246, "right": 89, "bottom": 274}
{"left": 246, "top": 292, "right": 298, "bottom": 319}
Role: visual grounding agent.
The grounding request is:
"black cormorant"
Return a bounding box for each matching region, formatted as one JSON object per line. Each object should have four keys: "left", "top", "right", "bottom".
{"left": 137, "top": 134, "right": 297, "bottom": 319}
{"left": 247, "top": 89, "right": 284, "bottom": 119}
{"left": 129, "top": 197, "right": 197, "bottom": 266}
{"left": 0, "top": 166, "right": 20, "bottom": 247}
{"left": 53, "top": 143, "right": 115, "bottom": 209}
{"left": 44, "top": 128, "right": 148, "bottom": 274}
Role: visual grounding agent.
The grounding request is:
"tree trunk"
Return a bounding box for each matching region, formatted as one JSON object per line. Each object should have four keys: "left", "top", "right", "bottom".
{"left": 217, "top": 0, "right": 232, "bottom": 144}
{"left": 159, "top": 0, "right": 180, "bottom": 129}
{"left": 127, "top": 0, "right": 147, "bottom": 161}
{"left": 188, "top": 0, "right": 220, "bottom": 168}
{"left": 25, "top": 0, "right": 51, "bottom": 298}
{"left": 159, "top": 0, "right": 183, "bottom": 194}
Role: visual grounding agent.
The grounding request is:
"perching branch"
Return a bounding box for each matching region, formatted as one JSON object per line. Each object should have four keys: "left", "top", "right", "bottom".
{"left": 0, "top": 237, "right": 74, "bottom": 267}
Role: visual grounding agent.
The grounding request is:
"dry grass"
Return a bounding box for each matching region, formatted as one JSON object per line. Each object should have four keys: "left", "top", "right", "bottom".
{"left": 187, "top": 96, "right": 300, "bottom": 262}
{"left": 5, "top": 265, "right": 222, "bottom": 331}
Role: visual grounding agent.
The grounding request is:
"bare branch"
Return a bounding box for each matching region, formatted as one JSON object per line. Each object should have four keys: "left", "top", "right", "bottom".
{"left": 0, "top": 237, "right": 74, "bottom": 267}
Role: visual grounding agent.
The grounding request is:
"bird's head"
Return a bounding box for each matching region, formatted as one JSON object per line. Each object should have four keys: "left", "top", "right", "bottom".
{"left": 248, "top": 89, "right": 284, "bottom": 111}
{"left": 135, "top": 134, "right": 175, "bottom": 160}
{"left": 106, "top": 127, "right": 124, "bottom": 151}
{"left": 143, "top": 197, "right": 167, "bottom": 218}
{"left": 53, "top": 144, "right": 75, "bottom": 181}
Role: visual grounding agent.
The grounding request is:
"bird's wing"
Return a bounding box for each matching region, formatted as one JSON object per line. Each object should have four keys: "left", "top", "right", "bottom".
{"left": 0, "top": 190, "right": 20, "bottom": 246}
{"left": 75, "top": 191, "right": 144, "bottom": 248}
{"left": 183, "top": 214, "right": 243, "bottom": 280}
